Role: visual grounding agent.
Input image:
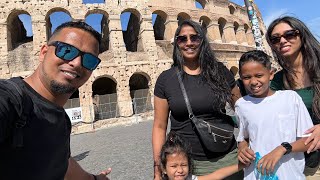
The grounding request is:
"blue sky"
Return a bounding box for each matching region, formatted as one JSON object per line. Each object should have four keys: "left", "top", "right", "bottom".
{"left": 230, "top": 0, "right": 320, "bottom": 39}
{"left": 19, "top": 0, "right": 320, "bottom": 40}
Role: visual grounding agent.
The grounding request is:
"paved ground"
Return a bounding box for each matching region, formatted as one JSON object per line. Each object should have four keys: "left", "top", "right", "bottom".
{"left": 71, "top": 119, "right": 239, "bottom": 180}
{"left": 70, "top": 120, "right": 154, "bottom": 180}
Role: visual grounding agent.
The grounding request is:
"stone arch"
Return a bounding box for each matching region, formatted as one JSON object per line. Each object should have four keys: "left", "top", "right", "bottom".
{"left": 92, "top": 76, "right": 119, "bottom": 120}
{"left": 6, "top": 9, "right": 33, "bottom": 51}
{"left": 199, "top": 15, "right": 210, "bottom": 35}
{"left": 152, "top": 10, "right": 167, "bottom": 40}
{"left": 45, "top": 8, "right": 72, "bottom": 41}
{"left": 218, "top": 17, "right": 227, "bottom": 43}
{"left": 129, "top": 72, "right": 152, "bottom": 114}
{"left": 233, "top": 21, "right": 239, "bottom": 43}
{"left": 177, "top": 12, "right": 191, "bottom": 26}
{"left": 121, "top": 8, "right": 142, "bottom": 52}
{"left": 195, "top": 0, "right": 207, "bottom": 9}
{"left": 6, "top": 10, "right": 34, "bottom": 73}
{"left": 85, "top": 9, "right": 109, "bottom": 53}
{"left": 228, "top": 4, "right": 236, "bottom": 15}
{"left": 64, "top": 89, "right": 80, "bottom": 109}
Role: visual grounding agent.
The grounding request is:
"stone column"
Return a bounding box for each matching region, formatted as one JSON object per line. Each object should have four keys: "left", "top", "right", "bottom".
{"left": 138, "top": 15, "right": 158, "bottom": 60}
{"left": 0, "top": 22, "right": 9, "bottom": 76}
{"left": 79, "top": 78, "right": 95, "bottom": 123}
{"left": 246, "top": 29, "right": 256, "bottom": 46}
{"left": 109, "top": 14, "right": 126, "bottom": 65}
{"left": 236, "top": 25, "right": 248, "bottom": 45}
{"left": 164, "top": 17, "right": 178, "bottom": 42}
{"left": 117, "top": 67, "right": 133, "bottom": 117}
{"left": 32, "top": 19, "right": 47, "bottom": 69}
{"left": 223, "top": 22, "right": 237, "bottom": 44}
{"left": 207, "top": 21, "right": 222, "bottom": 43}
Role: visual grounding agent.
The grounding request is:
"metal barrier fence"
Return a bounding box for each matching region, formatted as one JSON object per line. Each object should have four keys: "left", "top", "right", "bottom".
{"left": 64, "top": 89, "right": 153, "bottom": 122}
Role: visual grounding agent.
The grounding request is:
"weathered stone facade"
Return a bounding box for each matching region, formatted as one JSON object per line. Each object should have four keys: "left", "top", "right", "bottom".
{"left": 0, "top": 0, "right": 272, "bottom": 132}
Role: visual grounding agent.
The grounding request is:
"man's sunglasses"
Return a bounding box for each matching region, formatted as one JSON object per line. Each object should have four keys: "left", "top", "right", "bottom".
{"left": 269, "top": 30, "right": 300, "bottom": 44}
{"left": 48, "top": 41, "right": 101, "bottom": 71}
{"left": 176, "top": 34, "right": 202, "bottom": 46}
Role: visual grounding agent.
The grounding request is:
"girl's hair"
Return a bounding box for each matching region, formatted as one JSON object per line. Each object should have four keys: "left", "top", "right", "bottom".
{"left": 160, "top": 131, "right": 193, "bottom": 180}
{"left": 239, "top": 50, "right": 271, "bottom": 75}
{"left": 172, "top": 19, "right": 232, "bottom": 110}
{"left": 266, "top": 16, "right": 320, "bottom": 120}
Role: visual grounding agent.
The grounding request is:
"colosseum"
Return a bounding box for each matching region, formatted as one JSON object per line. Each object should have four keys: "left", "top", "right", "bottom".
{"left": 0, "top": 0, "right": 272, "bottom": 133}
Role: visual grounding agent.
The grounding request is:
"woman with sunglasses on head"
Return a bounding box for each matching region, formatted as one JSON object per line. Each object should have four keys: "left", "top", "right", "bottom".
{"left": 152, "top": 19, "right": 242, "bottom": 180}
{"left": 266, "top": 16, "right": 320, "bottom": 179}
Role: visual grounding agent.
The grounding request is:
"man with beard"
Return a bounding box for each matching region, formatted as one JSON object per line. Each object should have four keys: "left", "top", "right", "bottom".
{"left": 0, "top": 21, "right": 111, "bottom": 180}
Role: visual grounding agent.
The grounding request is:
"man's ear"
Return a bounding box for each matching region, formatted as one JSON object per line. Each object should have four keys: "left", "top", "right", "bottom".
{"left": 39, "top": 44, "right": 48, "bottom": 62}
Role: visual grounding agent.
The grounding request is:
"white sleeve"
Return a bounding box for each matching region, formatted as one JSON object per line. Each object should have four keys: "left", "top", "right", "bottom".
{"left": 294, "top": 92, "right": 314, "bottom": 137}
{"left": 235, "top": 104, "right": 249, "bottom": 142}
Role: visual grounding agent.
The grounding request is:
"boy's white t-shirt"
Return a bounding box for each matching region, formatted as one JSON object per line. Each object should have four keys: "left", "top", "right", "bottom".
{"left": 236, "top": 90, "right": 313, "bottom": 180}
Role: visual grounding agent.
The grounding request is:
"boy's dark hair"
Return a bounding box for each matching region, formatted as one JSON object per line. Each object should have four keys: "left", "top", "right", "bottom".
{"left": 49, "top": 21, "right": 101, "bottom": 45}
{"left": 160, "top": 131, "right": 193, "bottom": 180}
{"left": 239, "top": 50, "right": 271, "bottom": 75}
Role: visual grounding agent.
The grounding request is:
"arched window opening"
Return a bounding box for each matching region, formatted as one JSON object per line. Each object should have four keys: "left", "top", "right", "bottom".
{"left": 7, "top": 12, "right": 33, "bottom": 51}
{"left": 229, "top": 5, "right": 235, "bottom": 14}
{"left": 177, "top": 12, "right": 191, "bottom": 26}
{"left": 46, "top": 11, "right": 71, "bottom": 41}
{"left": 129, "top": 73, "right": 152, "bottom": 114}
{"left": 218, "top": 18, "right": 227, "bottom": 43}
{"left": 199, "top": 16, "right": 210, "bottom": 36}
{"left": 195, "top": 1, "right": 205, "bottom": 9}
{"left": 85, "top": 12, "right": 109, "bottom": 53}
{"left": 152, "top": 11, "right": 167, "bottom": 40}
{"left": 121, "top": 10, "right": 141, "bottom": 52}
{"left": 7, "top": 11, "right": 34, "bottom": 72}
{"left": 92, "top": 77, "right": 119, "bottom": 120}
{"left": 234, "top": 22, "right": 239, "bottom": 35}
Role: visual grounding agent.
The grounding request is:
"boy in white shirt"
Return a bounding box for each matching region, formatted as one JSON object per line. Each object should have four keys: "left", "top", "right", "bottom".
{"left": 236, "top": 50, "right": 314, "bottom": 180}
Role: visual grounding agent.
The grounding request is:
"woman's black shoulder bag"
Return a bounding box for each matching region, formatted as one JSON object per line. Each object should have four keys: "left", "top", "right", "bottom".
{"left": 176, "top": 69, "right": 234, "bottom": 152}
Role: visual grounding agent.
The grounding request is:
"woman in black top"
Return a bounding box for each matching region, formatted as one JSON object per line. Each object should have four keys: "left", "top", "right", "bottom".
{"left": 152, "top": 20, "right": 242, "bottom": 179}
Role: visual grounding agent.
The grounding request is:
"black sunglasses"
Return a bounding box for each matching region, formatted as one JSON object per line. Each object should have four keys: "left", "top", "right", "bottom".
{"left": 269, "top": 30, "right": 300, "bottom": 44}
{"left": 175, "top": 34, "right": 202, "bottom": 46}
{"left": 48, "top": 41, "right": 101, "bottom": 71}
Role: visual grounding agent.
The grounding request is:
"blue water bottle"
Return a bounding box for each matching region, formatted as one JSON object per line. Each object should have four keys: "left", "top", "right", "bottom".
{"left": 254, "top": 152, "right": 279, "bottom": 180}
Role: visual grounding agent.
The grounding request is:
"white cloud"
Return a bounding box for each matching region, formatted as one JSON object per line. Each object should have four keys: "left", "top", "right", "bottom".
{"left": 263, "top": 9, "right": 289, "bottom": 27}
{"left": 306, "top": 17, "right": 320, "bottom": 41}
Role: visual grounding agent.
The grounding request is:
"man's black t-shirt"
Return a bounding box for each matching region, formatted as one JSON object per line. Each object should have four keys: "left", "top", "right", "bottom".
{"left": 154, "top": 63, "right": 237, "bottom": 160}
{"left": 0, "top": 78, "right": 71, "bottom": 180}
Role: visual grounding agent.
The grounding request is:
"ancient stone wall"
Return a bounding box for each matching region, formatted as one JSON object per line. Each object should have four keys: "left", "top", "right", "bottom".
{"left": 0, "top": 0, "right": 272, "bottom": 131}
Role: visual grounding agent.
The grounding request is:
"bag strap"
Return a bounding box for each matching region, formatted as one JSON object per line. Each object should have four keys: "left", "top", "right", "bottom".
{"left": 5, "top": 78, "right": 28, "bottom": 148}
{"left": 175, "top": 68, "right": 195, "bottom": 119}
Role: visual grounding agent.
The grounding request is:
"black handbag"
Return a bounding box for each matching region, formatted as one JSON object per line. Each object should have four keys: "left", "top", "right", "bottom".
{"left": 176, "top": 70, "right": 234, "bottom": 152}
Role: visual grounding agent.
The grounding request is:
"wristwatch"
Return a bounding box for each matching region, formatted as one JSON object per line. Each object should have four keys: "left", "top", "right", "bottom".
{"left": 281, "top": 142, "right": 292, "bottom": 155}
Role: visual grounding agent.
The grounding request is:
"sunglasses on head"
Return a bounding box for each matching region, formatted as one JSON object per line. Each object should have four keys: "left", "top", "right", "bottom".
{"left": 269, "top": 29, "right": 300, "bottom": 44}
{"left": 48, "top": 41, "right": 101, "bottom": 71}
{"left": 175, "top": 34, "right": 202, "bottom": 46}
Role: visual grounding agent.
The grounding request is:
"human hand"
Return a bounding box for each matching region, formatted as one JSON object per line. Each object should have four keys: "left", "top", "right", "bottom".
{"left": 257, "top": 146, "right": 286, "bottom": 175}
{"left": 94, "top": 168, "right": 112, "bottom": 180}
{"left": 304, "top": 124, "right": 320, "bottom": 153}
{"left": 154, "top": 173, "right": 161, "bottom": 180}
{"left": 238, "top": 146, "right": 255, "bottom": 166}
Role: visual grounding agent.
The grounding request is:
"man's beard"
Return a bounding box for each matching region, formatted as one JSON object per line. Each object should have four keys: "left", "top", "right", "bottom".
{"left": 50, "top": 80, "right": 75, "bottom": 94}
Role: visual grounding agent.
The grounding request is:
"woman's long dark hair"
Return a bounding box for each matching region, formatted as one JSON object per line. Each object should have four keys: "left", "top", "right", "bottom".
{"left": 172, "top": 20, "right": 231, "bottom": 109}
{"left": 160, "top": 131, "right": 193, "bottom": 180}
{"left": 266, "top": 16, "right": 320, "bottom": 120}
